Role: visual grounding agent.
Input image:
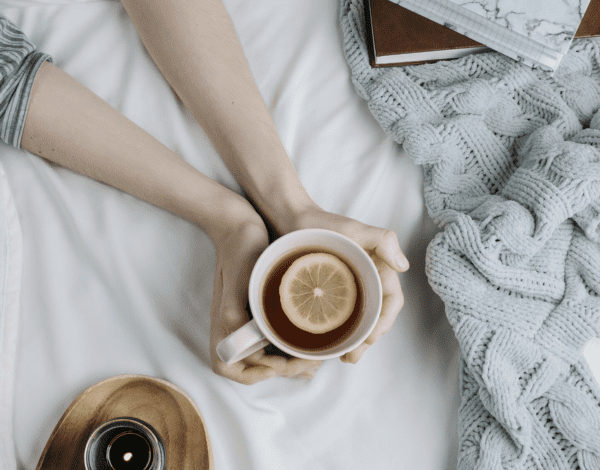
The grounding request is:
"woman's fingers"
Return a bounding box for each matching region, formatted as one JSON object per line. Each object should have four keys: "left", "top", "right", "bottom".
{"left": 294, "top": 209, "right": 408, "bottom": 273}
{"left": 340, "top": 253, "right": 404, "bottom": 364}
{"left": 246, "top": 349, "right": 322, "bottom": 378}
{"left": 357, "top": 227, "right": 409, "bottom": 272}
{"left": 339, "top": 343, "right": 367, "bottom": 364}
{"left": 238, "top": 366, "right": 278, "bottom": 385}
{"left": 366, "top": 255, "right": 404, "bottom": 343}
{"left": 210, "top": 347, "right": 280, "bottom": 385}
{"left": 212, "top": 351, "right": 322, "bottom": 385}
{"left": 296, "top": 370, "right": 318, "bottom": 379}
{"left": 236, "top": 358, "right": 321, "bottom": 385}
{"left": 213, "top": 360, "right": 277, "bottom": 385}
{"left": 279, "top": 357, "right": 323, "bottom": 378}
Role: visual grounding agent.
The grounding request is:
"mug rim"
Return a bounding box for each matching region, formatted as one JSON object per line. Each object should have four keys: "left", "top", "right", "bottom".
{"left": 248, "top": 228, "right": 383, "bottom": 360}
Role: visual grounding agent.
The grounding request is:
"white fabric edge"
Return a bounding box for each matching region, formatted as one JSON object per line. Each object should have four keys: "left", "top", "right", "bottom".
{"left": 0, "top": 162, "right": 22, "bottom": 470}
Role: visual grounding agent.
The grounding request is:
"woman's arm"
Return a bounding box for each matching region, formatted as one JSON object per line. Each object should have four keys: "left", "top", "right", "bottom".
{"left": 120, "top": 0, "right": 408, "bottom": 364}
{"left": 119, "top": 0, "right": 319, "bottom": 235}
{"left": 21, "top": 61, "right": 253, "bottom": 240}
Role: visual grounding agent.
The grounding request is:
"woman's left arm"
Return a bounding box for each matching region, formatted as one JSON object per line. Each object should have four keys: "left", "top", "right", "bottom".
{"left": 120, "top": 0, "right": 409, "bottom": 363}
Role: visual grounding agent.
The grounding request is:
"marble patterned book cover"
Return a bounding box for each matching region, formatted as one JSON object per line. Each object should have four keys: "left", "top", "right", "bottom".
{"left": 390, "top": 0, "right": 592, "bottom": 71}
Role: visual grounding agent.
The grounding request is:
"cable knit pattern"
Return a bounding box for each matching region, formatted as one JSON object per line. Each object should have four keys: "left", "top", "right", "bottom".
{"left": 340, "top": 1, "right": 600, "bottom": 468}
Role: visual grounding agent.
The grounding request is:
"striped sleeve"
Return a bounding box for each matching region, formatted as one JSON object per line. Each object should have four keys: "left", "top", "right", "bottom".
{"left": 0, "top": 16, "right": 51, "bottom": 149}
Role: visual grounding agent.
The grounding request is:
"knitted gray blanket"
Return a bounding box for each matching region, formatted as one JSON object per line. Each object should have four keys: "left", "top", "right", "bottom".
{"left": 340, "top": 1, "right": 600, "bottom": 468}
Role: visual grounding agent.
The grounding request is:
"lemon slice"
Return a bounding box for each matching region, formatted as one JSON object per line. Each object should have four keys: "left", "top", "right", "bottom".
{"left": 279, "top": 253, "right": 357, "bottom": 334}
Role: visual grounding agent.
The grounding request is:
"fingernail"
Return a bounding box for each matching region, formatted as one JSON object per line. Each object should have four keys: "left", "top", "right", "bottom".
{"left": 298, "top": 372, "right": 315, "bottom": 379}
{"left": 395, "top": 253, "right": 409, "bottom": 271}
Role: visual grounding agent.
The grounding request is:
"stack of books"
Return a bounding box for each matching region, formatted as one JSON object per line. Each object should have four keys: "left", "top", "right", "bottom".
{"left": 366, "top": 0, "right": 600, "bottom": 70}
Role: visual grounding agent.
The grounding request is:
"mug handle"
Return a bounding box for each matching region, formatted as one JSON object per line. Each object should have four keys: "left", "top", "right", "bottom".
{"left": 216, "top": 320, "right": 271, "bottom": 364}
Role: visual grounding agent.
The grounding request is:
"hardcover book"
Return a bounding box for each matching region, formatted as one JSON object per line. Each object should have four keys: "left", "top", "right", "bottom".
{"left": 384, "top": 0, "right": 594, "bottom": 71}
{"left": 367, "top": 0, "right": 600, "bottom": 68}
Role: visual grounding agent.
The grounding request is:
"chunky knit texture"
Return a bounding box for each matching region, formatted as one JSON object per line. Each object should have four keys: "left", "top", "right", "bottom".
{"left": 340, "top": 1, "right": 600, "bottom": 468}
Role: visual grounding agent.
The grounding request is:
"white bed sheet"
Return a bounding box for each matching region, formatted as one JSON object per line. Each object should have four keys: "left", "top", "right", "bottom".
{"left": 0, "top": 0, "right": 597, "bottom": 469}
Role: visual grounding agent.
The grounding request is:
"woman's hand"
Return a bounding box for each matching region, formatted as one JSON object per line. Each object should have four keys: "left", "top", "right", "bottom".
{"left": 208, "top": 206, "right": 322, "bottom": 385}
{"left": 281, "top": 206, "right": 408, "bottom": 364}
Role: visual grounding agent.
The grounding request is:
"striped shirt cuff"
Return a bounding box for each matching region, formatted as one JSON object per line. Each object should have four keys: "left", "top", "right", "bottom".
{"left": 0, "top": 17, "right": 52, "bottom": 149}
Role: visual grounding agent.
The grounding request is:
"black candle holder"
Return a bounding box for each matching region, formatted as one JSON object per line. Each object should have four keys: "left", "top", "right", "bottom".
{"left": 84, "top": 417, "right": 166, "bottom": 470}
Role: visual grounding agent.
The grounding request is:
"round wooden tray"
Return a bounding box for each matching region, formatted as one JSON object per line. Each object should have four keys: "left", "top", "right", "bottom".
{"left": 36, "top": 374, "right": 214, "bottom": 470}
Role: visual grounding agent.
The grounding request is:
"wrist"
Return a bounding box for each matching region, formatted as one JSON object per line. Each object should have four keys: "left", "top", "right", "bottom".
{"left": 214, "top": 197, "right": 266, "bottom": 243}
{"left": 206, "top": 131, "right": 321, "bottom": 235}
{"left": 207, "top": 198, "right": 262, "bottom": 244}
{"left": 161, "top": 166, "right": 262, "bottom": 241}
{"left": 202, "top": 190, "right": 265, "bottom": 244}
{"left": 249, "top": 177, "right": 321, "bottom": 235}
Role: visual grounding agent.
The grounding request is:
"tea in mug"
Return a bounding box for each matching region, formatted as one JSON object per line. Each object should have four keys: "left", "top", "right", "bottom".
{"left": 261, "top": 246, "right": 364, "bottom": 351}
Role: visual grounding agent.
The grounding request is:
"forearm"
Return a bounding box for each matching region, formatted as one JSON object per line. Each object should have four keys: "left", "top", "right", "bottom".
{"left": 21, "top": 61, "right": 257, "bottom": 241}
{"left": 120, "top": 0, "right": 319, "bottom": 233}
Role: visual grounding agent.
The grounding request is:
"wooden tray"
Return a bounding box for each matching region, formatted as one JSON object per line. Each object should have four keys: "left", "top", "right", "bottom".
{"left": 36, "top": 374, "right": 214, "bottom": 470}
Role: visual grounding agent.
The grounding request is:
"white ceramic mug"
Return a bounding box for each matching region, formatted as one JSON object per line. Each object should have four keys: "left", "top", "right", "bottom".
{"left": 216, "top": 229, "right": 383, "bottom": 364}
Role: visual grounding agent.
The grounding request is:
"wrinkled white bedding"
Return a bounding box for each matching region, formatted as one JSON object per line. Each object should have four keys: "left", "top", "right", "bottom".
{"left": 0, "top": 0, "right": 598, "bottom": 469}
